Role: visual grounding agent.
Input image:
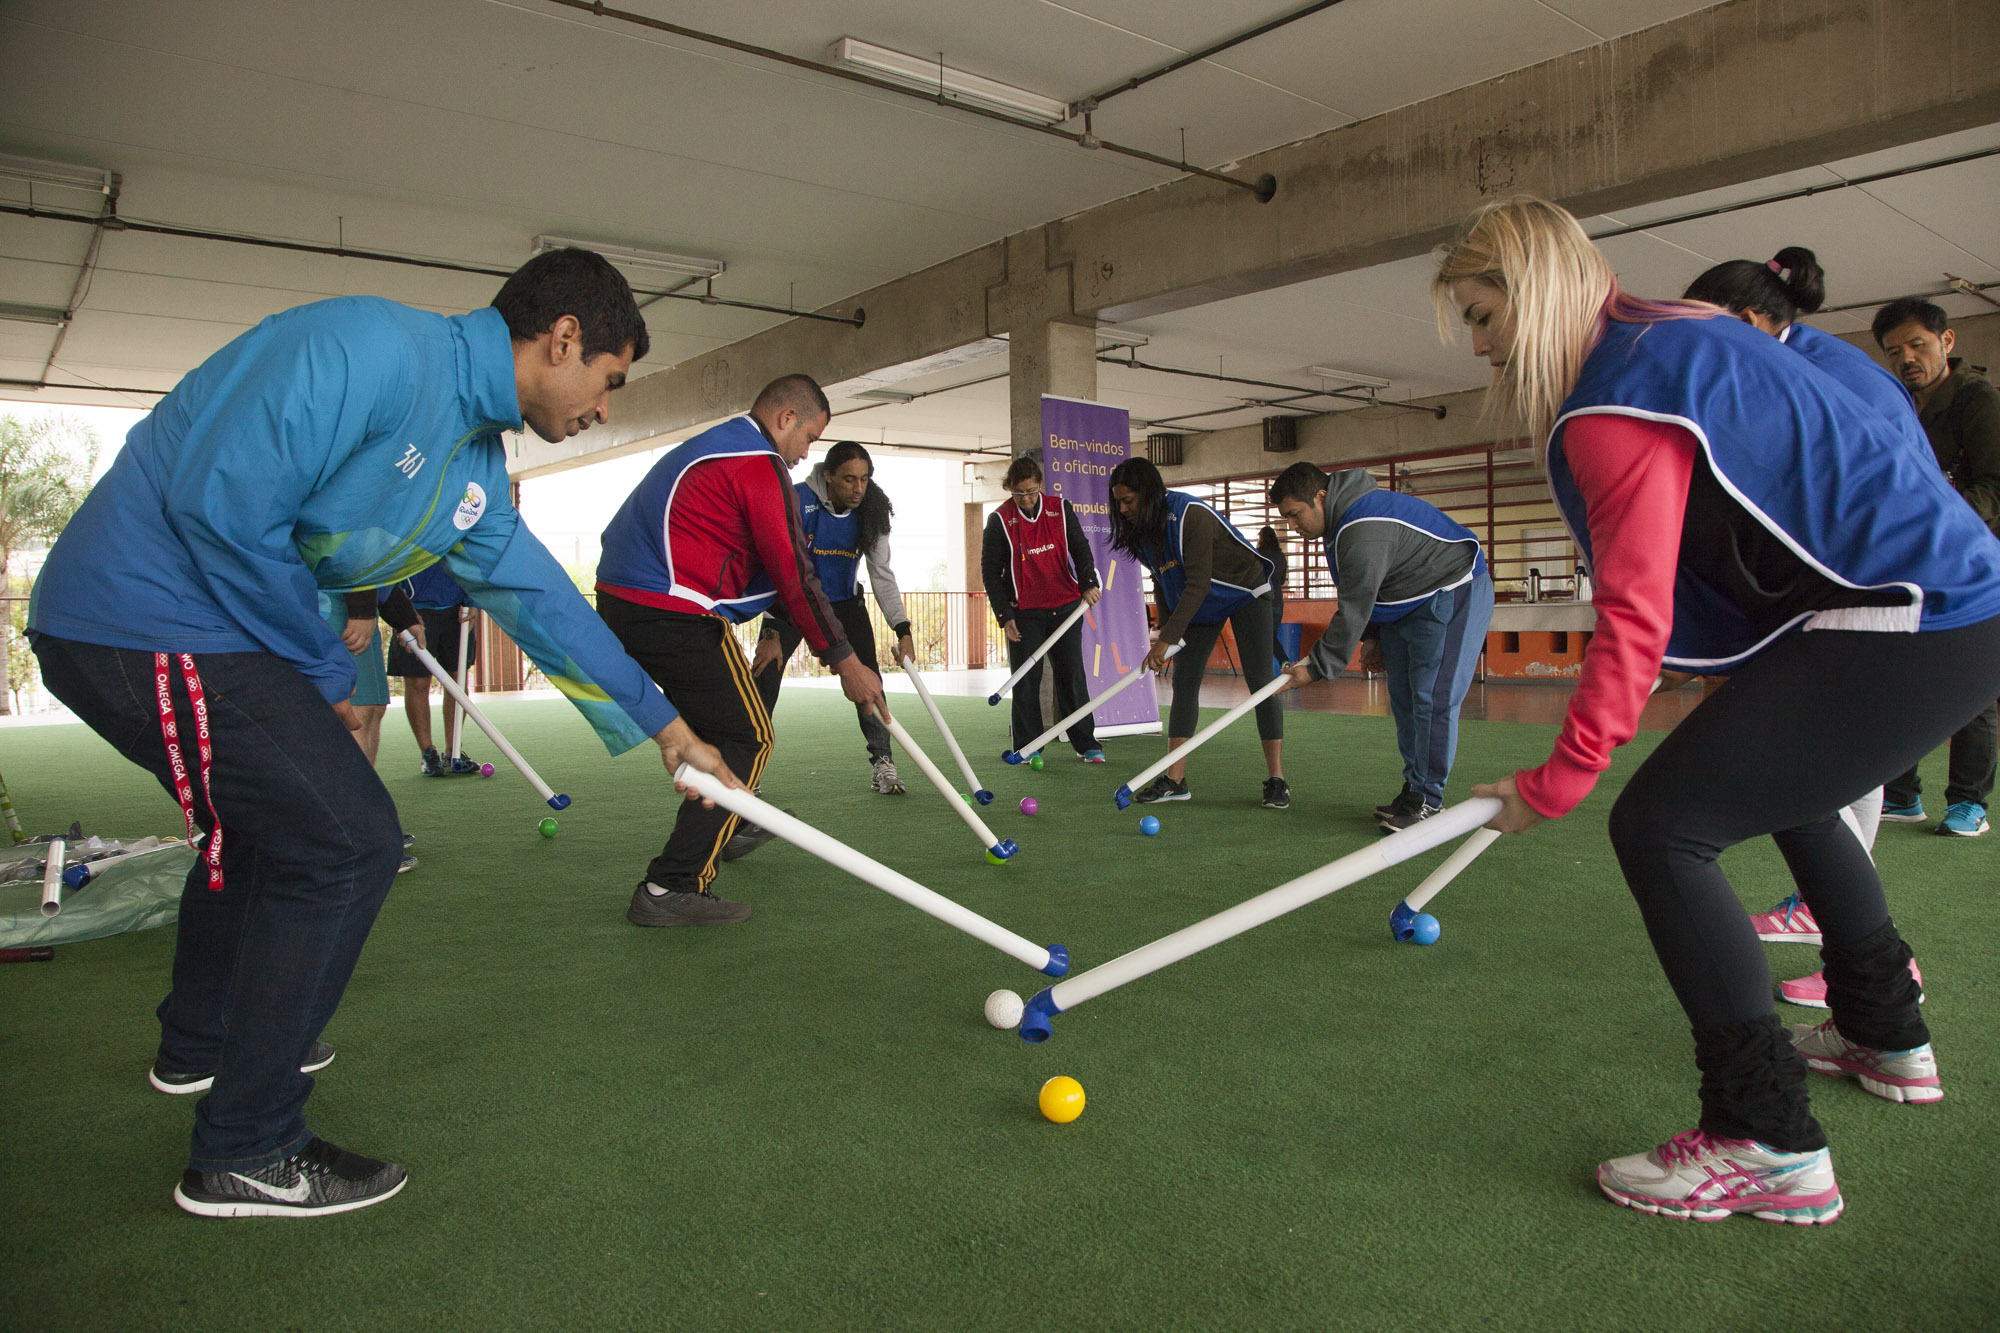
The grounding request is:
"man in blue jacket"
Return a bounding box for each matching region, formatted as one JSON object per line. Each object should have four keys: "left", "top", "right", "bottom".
{"left": 29, "top": 249, "right": 736, "bottom": 1219}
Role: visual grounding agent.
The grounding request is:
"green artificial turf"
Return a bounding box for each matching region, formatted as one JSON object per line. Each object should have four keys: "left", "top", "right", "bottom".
{"left": 3, "top": 690, "right": 1997, "bottom": 1329}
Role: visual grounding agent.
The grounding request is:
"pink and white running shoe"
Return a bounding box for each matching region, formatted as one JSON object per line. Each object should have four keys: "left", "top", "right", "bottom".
{"left": 1789, "top": 1019, "right": 1942, "bottom": 1104}
{"left": 1749, "top": 892, "right": 1820, "bottom": 944}
{"left": 1776, "top": 959, "right": 1924, "bottom": 1009}
{"left": 1597, "top": 1129, "right": 1843, "bottom": 1224}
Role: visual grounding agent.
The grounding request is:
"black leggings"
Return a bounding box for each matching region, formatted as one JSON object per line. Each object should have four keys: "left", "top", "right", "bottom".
{"left": 1168, "top": 595, "right": 1282, "bottom": 742}
{"left": 1611, "top": 617, "right": 2000, "bottom": 1146}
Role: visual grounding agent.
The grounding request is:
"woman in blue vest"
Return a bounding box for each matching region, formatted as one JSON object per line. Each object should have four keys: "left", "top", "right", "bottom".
{"left": 753, "top": 440, "right": 915, "bottom": 795}
{"left": 1437, "top": 196, "right": 2000, "bottom": 1225}
{"left": 1109, "top": 457, "right": 1288, "bottom": 809}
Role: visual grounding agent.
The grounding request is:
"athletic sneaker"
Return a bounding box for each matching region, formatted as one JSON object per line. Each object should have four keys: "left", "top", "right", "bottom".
{"left": 1134, "top": 775, "right": 1190, "bottom": 803}
{"left": 419, "top": 747, "right": 446, "bottom": 778}
{"left": 1378, "top": 790, "right": 1440, "bottom": 832}
{"left": 627, "top": 883, "right": 752, "bottom": 927}
{"left": 1262, "top": 778, "right": 1291, "bottom": 810}
{"left": 1373, "top": 786, "right": 1417, "bottom": 820}
{"left": 1777, "top": 959, "right": 1924, "bottom": 1010}
{"left": 150, "top": 1041, "right": 336, "bottom": 1096}
{"left": 1079, "top": 749, "right": 1106, "bottom": 764}
{"left": 402, "top": 834, "right": 415, "bottom": 850}
{"left": 1935, "top": 801, "right": 1988, "bottom": 836}
{"left": 721, "top": 812, "right": 789, "bottom": 862}
{"left": 449, "top": 754, "right": 481, "bottom": 776}
{"left": 1789, "top": 1018, "right": 1942, "bottom": 1104}
{"left": 871, "top": 756, "right": 906, "bottom": 795}
{"left": 397, "top": 855, "right": 417, "bottom": 874}
{"left": 1749, "top": 892, "right": 1821, "bottom": 944}
{"left": 1596, "top": 1129, "right": 1843, "bottom": 1225}
{"left": 174, "top": 1135, "right": 406, "bottom": 1218}
{"left": 1880, "top": 798, "right": 1926, "bottom": 823}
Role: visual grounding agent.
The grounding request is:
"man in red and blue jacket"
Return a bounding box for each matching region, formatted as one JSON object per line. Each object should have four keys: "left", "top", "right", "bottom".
{"left": 597, "top": 374, "right": 887, "bottom": 927}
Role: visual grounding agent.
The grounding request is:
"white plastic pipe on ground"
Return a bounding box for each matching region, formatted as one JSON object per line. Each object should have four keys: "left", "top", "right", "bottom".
{"left": 1007, "top": 643, "right": 1181, "bottom": 763}
{"left": 449, "top": 614, "right": 472, "bottom": 761}
{"left": 398, "top": 630, "right": 568, "bottom": 810}
{"left": 1115, "top": 671, "right": 1290, "bottom": 807}
{"left": 1019, "top": 798, "right": 1502, "bottom": 1040}
{"left": 899, "top": 656, "right": 988, "bottom": 800}
{"left": 39, "top": 837, "right": 65, "bottom": 918}
{"left": 672, "top": 764, "right": 1064, "bottom": 975}
{"left": 1402, "top": 827, "right": 1502, "bottom": 913}
{"left": 879, "top": 712, "right": 1012, "bottom": 857}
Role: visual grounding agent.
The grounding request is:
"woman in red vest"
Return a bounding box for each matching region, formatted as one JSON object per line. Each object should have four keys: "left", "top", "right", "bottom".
{"left": 981, "top": 455, "right": 1104, "bottom": 761}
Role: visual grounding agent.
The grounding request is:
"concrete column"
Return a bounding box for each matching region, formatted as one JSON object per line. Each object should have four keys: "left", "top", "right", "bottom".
{"left": 1008, "top": 318, "right": 1099, "bottom": 458}
{"left": 963, "top": 501, "right": 987, "bottom": 669}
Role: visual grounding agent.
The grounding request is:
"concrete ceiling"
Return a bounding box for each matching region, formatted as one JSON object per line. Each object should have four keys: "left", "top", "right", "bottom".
{"left": 2, "top": 0, "right": 1993, "bottom": 458}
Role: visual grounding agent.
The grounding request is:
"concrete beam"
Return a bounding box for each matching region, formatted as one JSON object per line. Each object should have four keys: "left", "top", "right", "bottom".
{"left": 515, "top": 0, "right": 2000, "bottom": 478}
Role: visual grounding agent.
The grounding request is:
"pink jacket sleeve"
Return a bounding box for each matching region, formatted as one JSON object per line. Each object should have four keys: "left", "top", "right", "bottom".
{"left": 1515, "top": 414, "right": 1697, "bottom": 819}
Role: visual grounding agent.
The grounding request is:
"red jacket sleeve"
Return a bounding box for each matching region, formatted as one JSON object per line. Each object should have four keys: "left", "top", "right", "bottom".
{"left": 1515, "top": 415, "right": 1695, "bottom": 818}
{"left": 737, "top": 455, "right": 851, "bottom": 662}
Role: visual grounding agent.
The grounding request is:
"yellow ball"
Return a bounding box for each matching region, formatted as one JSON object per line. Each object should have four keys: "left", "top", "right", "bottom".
{"left": 1038, "top": 1075, "right": 1086, "bottom": 1124}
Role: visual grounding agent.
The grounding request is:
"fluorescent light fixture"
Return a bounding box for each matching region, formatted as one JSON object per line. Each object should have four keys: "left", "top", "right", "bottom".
{"left": 0, "top": 302, "right": 68, "bottom": 326}
{"left": 1305, "top": 364, "right": 1392, "bottom": 390}
{"left": 853, "top": 388, "right": 916, "bottom": 404}
{"left": 532, "top": 235, "right": 725, "bottom": 280}
{"left": 0, "top": 152, "right": 115, "bottom": 195}
{"left": 827, "top": 37, "right": 1071, "bottom": 125}
{"left": 1094, "top": 327, "right": 1150, "bottom": 350}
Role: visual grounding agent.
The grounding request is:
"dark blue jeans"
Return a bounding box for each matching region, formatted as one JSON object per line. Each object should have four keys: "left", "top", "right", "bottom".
{"left": 1379, "top": 574, "right": 1495, "bottom": 806}
{"left": 33, "top": 635, "right": 403, "bottom": 1172}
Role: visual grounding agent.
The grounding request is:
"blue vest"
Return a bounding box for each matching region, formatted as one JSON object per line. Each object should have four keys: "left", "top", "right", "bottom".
{"left": 1549, "top": 316, "right": 2000, "bottom": 671}
{"left": 1782, "top": 323, "right": 1916, "bottom": 434}
{"left": 1147, "top": 492, "right": 1274, "bottom": 625}
{"left": 598, "top": 417, "right": 780, "bottom": 623}
{"left": 797, "top": 483, "right": 863, "bottom": 602}
{"left": 403, "top": 563, "right": 469, "bottom": 610}
{"left": 1329, "top": 491, "right": 1488, "bottom": 624}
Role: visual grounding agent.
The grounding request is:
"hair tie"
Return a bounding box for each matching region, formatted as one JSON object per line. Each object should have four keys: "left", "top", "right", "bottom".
{"left": 1767, "top": 258, "right": 1785, "bottom": 275}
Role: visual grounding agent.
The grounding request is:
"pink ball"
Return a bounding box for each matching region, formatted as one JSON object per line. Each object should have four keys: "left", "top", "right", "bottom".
{"left": 479, "top": 762, "right": 495, "bottom": 777}
{"left": 1020, "top": 797, "right": 1038, "bottom": 816}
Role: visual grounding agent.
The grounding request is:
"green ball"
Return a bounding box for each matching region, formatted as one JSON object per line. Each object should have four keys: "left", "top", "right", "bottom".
{"left": 961, "top": 792, "right": 973, "bottom": 804}
{"left": 1029, "top": 754, "right": 1045, "bottom": 771}
{"left": 538, "top": 817, "right": 558, "bottom": 838}
{"left": 985, "top": 849, "right": 1006, "bottom": 866}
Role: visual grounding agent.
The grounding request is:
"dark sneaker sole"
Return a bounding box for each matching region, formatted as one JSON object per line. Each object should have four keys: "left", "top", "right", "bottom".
{"left": 627, "top": 893, "right": 752, "bottom": 927}
{"left": 173, "top": 1173, "right": 406, "bottom": 1219}
{"left": 1136, "top": 791, "right": 1191, "bottom": 803}
{"left": 151, "top": 1043, "right": 335, "bottom": 1095}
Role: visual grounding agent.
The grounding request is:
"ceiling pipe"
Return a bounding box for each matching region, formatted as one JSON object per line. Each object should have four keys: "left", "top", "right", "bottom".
{"left": 1099, "top": 352, "right": 1446, "bottom": 418}
{"left": 1080, "top": 1, "right": 1352, "bottom": 111}
{"left": 544, "top": 0, "right": 1276, "bottom": 201}
{"left": 0, "top": 201, "right": 866, "bottom": 327}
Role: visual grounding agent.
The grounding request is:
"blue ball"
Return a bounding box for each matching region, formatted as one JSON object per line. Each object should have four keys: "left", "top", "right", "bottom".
{"left": 1140, "top": 815, "right": 1160, "bottom": 836}
{"left": 1410, "top": 913, "right": 1441, "bottom": 946}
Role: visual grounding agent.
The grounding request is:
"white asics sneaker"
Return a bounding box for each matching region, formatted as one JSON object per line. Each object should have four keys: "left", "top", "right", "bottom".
{"left": 1596, "top": 1129, "right": 1843, "bottom": 1224}
{"left": 871, "top": 755, "right": 906, "bottom": 795}
{"left": 1789, "top": 1019, "right": 1942, "bottom": 1104}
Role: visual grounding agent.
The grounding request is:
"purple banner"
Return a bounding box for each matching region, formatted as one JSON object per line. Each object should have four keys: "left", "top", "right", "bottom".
{"left": 1041, "top": 395, "right": 1159, "bottom": 733}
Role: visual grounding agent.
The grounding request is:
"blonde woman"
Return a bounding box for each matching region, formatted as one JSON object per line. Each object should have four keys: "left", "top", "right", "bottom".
{"left": 1437, "top": 197, "right": 2000, "bottom": 1224}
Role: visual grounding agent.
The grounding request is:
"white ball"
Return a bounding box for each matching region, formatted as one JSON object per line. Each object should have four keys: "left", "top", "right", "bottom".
{"left": 984, "top": 989, "right": 1024, "bottom": 1030}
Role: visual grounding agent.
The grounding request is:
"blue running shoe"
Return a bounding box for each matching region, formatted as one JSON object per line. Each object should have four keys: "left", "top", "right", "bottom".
{"left": 1880, "top": 798, "right": 1926, "bottom": 823}
{"left": 1936, "top": 801, "right": 1988, "bottom": 837}
{"left": 1079, "top": 748, "right": 1106, "bottom": 764}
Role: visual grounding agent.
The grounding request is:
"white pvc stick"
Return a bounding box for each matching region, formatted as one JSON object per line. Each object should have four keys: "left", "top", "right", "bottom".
{"left": 39, "top": 837, "right": 65, "bottom": 918}
{"left": 879, "top": 712, "right": 1013, "bottom": 857}
{"left": 1401, "top": 827, "right": 1501, "bottom": 913}
{"left": 899, "top": 656, "right": 988, "bottom": 800}
{"left": 1115, "top": 671, "right": 1291, "bottom": 807}
{"left": 987, "top": 599, "right": 1091, "bottom": 705}
{"left": 1008, "top": 642, "right": 1181, "bottom": 763}
{"left": 449, "top": 613, "right": 471, "bottom": 761}
{"left": 672, "top": 765, "right": 1062, "bottom": 974}
{"left": 397, "top": 631, "right": 568, "bottom": 811}
{"left": 1019, "top": 798, "right": 1501, "bottom": 1040}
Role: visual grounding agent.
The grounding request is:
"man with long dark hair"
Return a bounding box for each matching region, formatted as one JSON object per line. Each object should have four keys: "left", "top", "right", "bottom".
{"left": 753, "top": 440, "right": 915, "bottom": 794}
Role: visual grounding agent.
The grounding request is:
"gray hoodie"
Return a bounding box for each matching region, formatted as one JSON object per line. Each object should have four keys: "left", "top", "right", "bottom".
{"left": 804, "top": 462, "right": 909, "bottom": 633}
{"left": 1306, "top": 469, "right": 1480, "bottom": 680}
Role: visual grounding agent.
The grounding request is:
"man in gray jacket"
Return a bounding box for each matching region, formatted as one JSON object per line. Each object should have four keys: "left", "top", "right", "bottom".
{"left": 1270, "top": 461, "right": 1495, "bottom": 831}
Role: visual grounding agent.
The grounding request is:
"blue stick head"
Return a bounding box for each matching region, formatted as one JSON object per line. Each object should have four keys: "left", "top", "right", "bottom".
{"left": 1390, "top": 900, "right": 1419, "bottom": 943}
{"left": 987, "top": 693, "right": 1002, "bottom": 706}
{"left": 975, "top": 789, "right": 994, "bottom": 805}
{"left": 1040, "top": 943, "right": 1070, "bottom": 978}
{"left": 1002, "top": 750, "right": 1022, "bottom": 765}
{"left": 61, "top": 863, "right": 91, "bottom": 889}
{"left": 991, "top": 839, "right": 1019, "bottom": 861}
{"left": 1113, "top": 785, "right": 1133, "bottom": 811}
{"left": 548, "top": 794, "right": 572, "bottom": 811}
{"left": 1018, "top": 987, "right": 1063, "bottom": 1043}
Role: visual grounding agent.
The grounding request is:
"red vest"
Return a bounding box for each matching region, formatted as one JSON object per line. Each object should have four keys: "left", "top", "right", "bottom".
{"left": 996, "top": 496, "right": 1080, "bottom": 610}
